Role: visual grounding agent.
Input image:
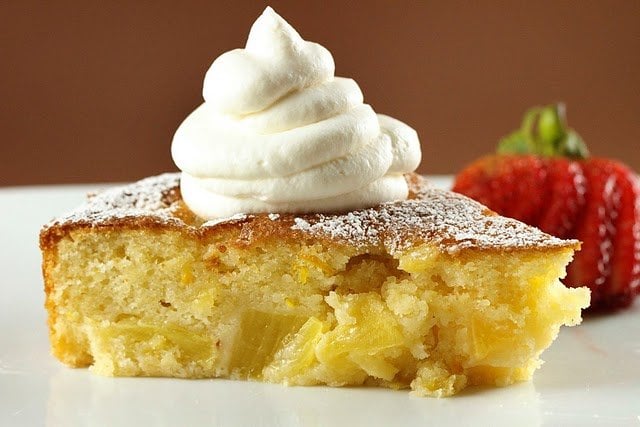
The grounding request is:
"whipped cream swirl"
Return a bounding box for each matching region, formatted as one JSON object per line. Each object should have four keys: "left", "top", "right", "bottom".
{"left": 172, "top": 7, "right": 421, "bottom": 219}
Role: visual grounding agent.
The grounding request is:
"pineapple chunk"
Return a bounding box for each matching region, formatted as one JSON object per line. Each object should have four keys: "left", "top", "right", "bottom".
{"left": 468, "top": 315, "right": 526, "bottom": 366}
{"left": 85, "top": 319, "right": 214, "bottom": 376}
{"left": 348, "top": 353, "right": 399, "bottom": 381}
{"left": 411, "top": 360, "right": 468, "bottom": 397}
{"left": 96, "top": 321, "right": 212, "bottom": 360}
{"left": 316, "top": 292, "right": 404, "bottom": 382}
{"left": 263, "top": 317, "right": 326, "bottom": 383}
{"left": 228, "top": 310, "right": 306, "bottom": 378}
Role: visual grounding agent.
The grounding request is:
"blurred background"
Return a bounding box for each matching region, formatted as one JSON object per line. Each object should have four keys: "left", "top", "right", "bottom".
{"left": 2, "top": 0, "right": 639, "bottom": 186}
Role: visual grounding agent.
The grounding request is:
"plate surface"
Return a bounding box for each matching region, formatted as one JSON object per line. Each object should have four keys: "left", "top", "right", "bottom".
{"left": 1, "top": 177, "right": 639, "bottom": 426}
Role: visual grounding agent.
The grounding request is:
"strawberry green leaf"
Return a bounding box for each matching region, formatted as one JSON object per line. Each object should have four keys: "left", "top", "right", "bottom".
{"left": 497, "top": 103, "right": 589, "bottom": 160}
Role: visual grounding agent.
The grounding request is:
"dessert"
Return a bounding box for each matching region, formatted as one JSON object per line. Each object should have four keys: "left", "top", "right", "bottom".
{"left": 40, "top": 173, "right": 589, "bottom": 397}
{"left": 454, "top": 104, "right": 640, "bottom": 311}
{"left": 40, "top": 9, "right": 590, "bottom": 397}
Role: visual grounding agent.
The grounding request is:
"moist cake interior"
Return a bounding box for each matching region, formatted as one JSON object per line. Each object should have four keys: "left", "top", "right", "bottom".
{"left": 40, "top": 174, "right": 590, "bottom": 397}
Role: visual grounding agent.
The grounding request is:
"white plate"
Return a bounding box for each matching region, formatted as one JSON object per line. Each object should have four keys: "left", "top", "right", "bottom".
{"left": 1, "top": 177, "right": 639, "bottom": 426}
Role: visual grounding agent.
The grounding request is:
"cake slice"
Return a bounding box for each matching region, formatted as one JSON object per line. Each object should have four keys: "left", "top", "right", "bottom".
{"left": 40, "top": 173, "right": 589, "bottom": 397}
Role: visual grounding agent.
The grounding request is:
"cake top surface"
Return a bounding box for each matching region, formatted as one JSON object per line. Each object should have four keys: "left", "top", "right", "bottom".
{"left": 42, "top": 173, "right": 579, "bottom": 255}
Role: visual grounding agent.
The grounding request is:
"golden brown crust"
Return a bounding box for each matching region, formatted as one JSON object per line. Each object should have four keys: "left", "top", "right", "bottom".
{"left": 39, "top": 173, "right": 580, "bottom": 257}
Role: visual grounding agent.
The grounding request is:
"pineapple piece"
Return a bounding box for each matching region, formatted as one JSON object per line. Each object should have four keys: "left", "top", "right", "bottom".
{"left": 316, "top": 292, "right": 405, "bottom": 383}
{"left": 263, "top": 317, "right": 326, "bottom": 384}
{"left": 348, "top": 353, "right": 399, "bottom": 381}
{"left": 411, "top": 360, "right": 468, "bottom": 398}
{"left": 468, "top": 315, "right": 526, "bottom": 366}
{"left": 85, "top": 319, "right": 214, "bottom": 376}
{"left": 228, "top": 310, "right": 306, "bottom": 378}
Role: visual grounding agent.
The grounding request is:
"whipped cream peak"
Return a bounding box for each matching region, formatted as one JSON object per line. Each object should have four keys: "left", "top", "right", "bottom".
{"left": 245, "top": 7, "right": 310, "bottom": 55}
{"left": 203, "top": 7, "right": 334, "bottom": 116}
{"left": 172, "top": 7, "right": 422, "bottom": 219}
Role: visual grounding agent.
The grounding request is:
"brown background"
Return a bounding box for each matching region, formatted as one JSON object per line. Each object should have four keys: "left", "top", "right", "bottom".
{"left": 2, "top": 0, "right": 639, "bottom": 186}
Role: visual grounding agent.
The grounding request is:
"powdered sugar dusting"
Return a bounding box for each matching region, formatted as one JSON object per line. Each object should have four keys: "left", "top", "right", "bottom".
{"left": 202, "top": 213, "right": 249, "bottom": 228}
{"left": 43, "top": 173, "right": 577, "bottom": 254}
{"left": 291, "top": 188, "right": 576, "bottom": 254}
{"left": 44, "top": 173, "right": 183, "bottom": 228}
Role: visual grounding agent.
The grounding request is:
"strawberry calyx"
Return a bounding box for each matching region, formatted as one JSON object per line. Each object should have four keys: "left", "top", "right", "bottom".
{"left": 497, "top": 103, "right": 589, "bottom": 160}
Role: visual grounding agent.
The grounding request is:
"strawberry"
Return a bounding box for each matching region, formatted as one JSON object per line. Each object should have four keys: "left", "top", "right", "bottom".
{"left": 601, "top": 162, "right": 640, "bottom": 308}
{"left": 564, "top": 159, "right": 617, "bottom": 303}
{"left": 536, "top": 158, "right": 586, "bottom": 239}
{"left": 453, "top": 104, "right": 640, "bottom": 312}
{"left": 453, "top": 155, "right": 548, "bottom": 224}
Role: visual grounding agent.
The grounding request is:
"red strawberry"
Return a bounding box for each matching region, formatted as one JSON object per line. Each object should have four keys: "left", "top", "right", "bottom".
{"left": 453, "top": 155, "right": 547, "bottom": 224}
{"left": 453, "top": 104, "right": 640, "bottom": 312}
{"left": 536, "top": 158, "right": 586, "bottom": 239}
{"left": 601, "top": 162, "right": 640, "bottom": 308}
{"left": 565, "top": 159, "right": 617, "bottom": 302}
